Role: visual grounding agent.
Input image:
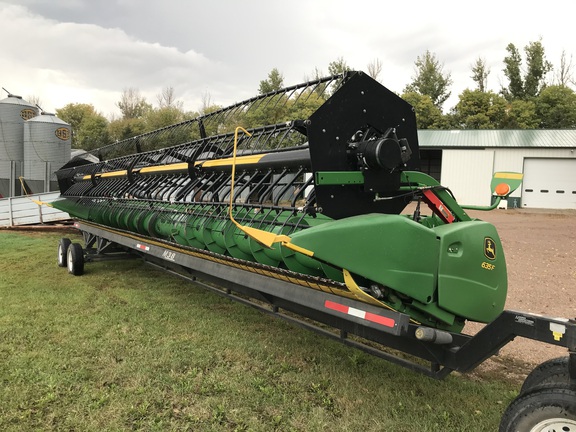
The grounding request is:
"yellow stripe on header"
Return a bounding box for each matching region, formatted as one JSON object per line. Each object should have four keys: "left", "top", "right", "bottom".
{"left": 100, "top": 170, "right": 128, "bottom": 178}
{"left": 81, "top": 171, "right": 128, "bottom": 180}
{"left": 78, "top": 153, "right": 269, "bottom": 181}
{"left": 139, "top": 163, "right": 188, "bottom": 174}
{"left": 197, "top": 154, "right": 265, "bottom": 168}
{"left": 494, "top": 172, "right": 523, "bottom": 180}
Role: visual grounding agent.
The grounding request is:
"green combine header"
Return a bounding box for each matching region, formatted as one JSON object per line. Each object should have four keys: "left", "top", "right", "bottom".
{"left": 53, "top": 71, "right": 521, "bottom": 333}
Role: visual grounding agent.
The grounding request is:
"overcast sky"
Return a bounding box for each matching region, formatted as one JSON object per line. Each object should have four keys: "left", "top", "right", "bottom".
{"left": 1, "top": 1, "right": 575, "bottom": 118}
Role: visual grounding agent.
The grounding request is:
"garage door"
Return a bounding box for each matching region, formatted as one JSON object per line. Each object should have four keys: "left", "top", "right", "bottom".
{"left": 522, "top": 158, "right": 576, "bottom": 209}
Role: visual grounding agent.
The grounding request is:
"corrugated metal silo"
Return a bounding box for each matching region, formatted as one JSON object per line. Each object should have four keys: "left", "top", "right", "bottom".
{"left": 0, "top": 93, "right": 39, "bottom": 197}
{"left": 23, "top": 113, "right": 71, "bottom": 193}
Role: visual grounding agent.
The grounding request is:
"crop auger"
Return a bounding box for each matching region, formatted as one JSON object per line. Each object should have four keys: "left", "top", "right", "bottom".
{"left": 52, "top": 71, "right": 575, "bottom": 431}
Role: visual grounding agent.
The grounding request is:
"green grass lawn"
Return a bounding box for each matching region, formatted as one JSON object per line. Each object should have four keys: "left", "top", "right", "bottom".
{"left": 0, "top": 230, "right": 519, "bottom": 431}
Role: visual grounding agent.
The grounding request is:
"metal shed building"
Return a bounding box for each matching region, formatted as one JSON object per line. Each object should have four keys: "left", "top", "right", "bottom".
{"left": 418, "top": 130, "right": 576, "bottom": 209}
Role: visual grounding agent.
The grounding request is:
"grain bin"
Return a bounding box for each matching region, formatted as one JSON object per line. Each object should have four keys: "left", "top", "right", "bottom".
{"left": 23, "top": 112, "right": 71, "bottom": 193}
{"left": 0, "top": 92, "right": 39, "bottom": 197}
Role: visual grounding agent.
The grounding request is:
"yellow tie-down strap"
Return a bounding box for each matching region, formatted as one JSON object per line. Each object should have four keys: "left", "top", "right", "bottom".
{"left": 18, "top": 177, "right": 53, "bottom": 207}
{"left": 226, "top": 126, "right": 315, "bottom": 256}
{"left": 343, "top": 269, "right": 419, "bottom": 323}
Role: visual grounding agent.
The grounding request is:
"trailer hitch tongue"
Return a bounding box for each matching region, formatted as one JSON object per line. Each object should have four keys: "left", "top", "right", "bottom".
{"left": 415, "top": 326, "right": 453, "bottom": 345}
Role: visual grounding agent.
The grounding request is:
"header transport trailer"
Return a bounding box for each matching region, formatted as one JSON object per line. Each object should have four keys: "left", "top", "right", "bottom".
{"left": 51, "top": 72, "right": 575, "bottom": 431}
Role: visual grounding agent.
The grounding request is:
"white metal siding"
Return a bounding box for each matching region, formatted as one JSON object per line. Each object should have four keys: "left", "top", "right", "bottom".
{"left": 522, "top": 158, "right": 576, "bottom": 209}
{"left": 0, "top": 192, "right": 69, "bottom": 227}
{"left": 493, "top": 148, "right": 575, "bottom": 171}
{"left": 440, "top": 150, "right": 494, "bottom": 206}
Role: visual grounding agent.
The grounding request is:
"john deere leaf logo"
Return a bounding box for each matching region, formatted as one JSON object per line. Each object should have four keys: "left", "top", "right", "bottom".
{"left": 20, "top": 109, "right": 35, "bottom": 120}
{"left": 55, "top": 127, "right": 71, "bottom": 141}
{"left": 484, "top": 237, "right": 496, "bottom": 260}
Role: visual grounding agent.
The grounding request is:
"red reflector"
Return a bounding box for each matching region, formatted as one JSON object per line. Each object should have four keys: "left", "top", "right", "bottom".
{"left": 365, "top": 311, "right": 395, "bottom": 327}
{"left": 325, "top": 300, "right": 349, "bottom": 314}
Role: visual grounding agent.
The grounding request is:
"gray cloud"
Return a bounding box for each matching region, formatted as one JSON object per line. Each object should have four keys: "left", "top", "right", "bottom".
{"left": 1, "top": 0, "right": 574, "bottom": 117}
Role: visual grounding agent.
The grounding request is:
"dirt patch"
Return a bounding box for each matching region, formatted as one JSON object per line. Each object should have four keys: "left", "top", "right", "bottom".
{"left": 456, "top": 208, "right": 576, "bottom": 380}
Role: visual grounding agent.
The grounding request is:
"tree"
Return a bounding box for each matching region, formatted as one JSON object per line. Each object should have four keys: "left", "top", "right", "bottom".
{"left": 401, "top": 92, "right": 444, "bottom": 129}
{"left": 116, "top": 87, "right": 151, "bottom": 119}
{"left": 471, "top": 57, "right": 490, "bottom": 92}
{"left": 504, "top": 99, "right": 539, "bottom": 129}
{"left": 195, "top": 92, "right": 225, "bottom": 137}
{"left": 156, "top": 86, "right": 183, "bottom": 109}
{"left": 288, "top": 89, "right": 326, "bottom": 121}
{"left": 200, "top": 91, "right": 215, "bottom": 113}
{"left": 328, "top": 57, "right": 351, "bottom": 76}
{"left": 245, "top": 68, "right": 289, "bottom": 128}
{"left": 404, "top": 50, "right": 452, "bottom": 109}
{"left": 555, "top": 50, "right": 575, "bottom": 87}
{"left": 524, "top": 40, "right": 553, "bottom": 98}
{"left": 56, "top": 103, "right": 109, "bottom": 150}
{"left": 451, "top": 90, "right": 508, "bottom": 129}
{"left": 78, "top": 115, "right": 110, "bottom": 150}
{"left": 535, "top": 85, "right": 576, "bottom": 128}
{"left": 144, "top": 106, "right": 186, "bottom": 131}
{"left": 26, "top": 94, "right": 43, "bottom": 110}
{"left": 502, "top": 39, "right": 552, "bottom": 101}
{"left": 307, "top": 61, "right": 349, "bottom": 97}
{"left": 107, "top": 117, "right": 147, "bottom": 142}
{"left": 367, "top": 58, "right": 383, "bottom": 82}
{"left": 502, "top": 43, "right": 524, "bottom": 100}
{"left": 258, "top": 68, "right": 284, "bottom": 94}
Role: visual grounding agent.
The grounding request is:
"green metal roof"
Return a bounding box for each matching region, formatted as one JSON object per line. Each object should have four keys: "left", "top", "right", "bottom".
{"left": 417, "top": 129, "right": 576, "bottom": 148}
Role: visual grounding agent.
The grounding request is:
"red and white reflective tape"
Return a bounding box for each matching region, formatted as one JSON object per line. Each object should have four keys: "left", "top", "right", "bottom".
{"left": 324, "top": 300, "right": 395, "bottom": 328}
{"left": 136, "top": 243, "right": 150, "bottom": 252}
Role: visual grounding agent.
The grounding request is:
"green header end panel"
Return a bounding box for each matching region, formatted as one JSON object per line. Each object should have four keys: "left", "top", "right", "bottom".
{"left": 289, "top": 214, "right": 438, "bottom": 304}
{"left": 434, "top": 221, "right": 508, "bottom": 323}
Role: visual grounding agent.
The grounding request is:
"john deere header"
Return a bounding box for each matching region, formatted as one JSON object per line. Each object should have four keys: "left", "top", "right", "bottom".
{"left": 53, "top": 71, "right": 519, "bottom": 333}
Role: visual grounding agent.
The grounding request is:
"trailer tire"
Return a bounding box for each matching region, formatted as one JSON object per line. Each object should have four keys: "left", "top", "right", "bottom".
{"left": 67, "top": 243, "right": 84, "bottom": 276}
{"left": 521, "top": 356, "right": 571, "bottom": 394}
{"left": 57, "top": 238, "right": 72, "bottom": 267}
{"left": 499, "top": 387, "right": 576, "bottom": 432}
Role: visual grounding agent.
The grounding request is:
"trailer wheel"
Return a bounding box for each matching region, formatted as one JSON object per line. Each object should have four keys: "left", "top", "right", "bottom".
{"left": 499, "top": 387, "right": 576, "bottom": 432}
{"left": 67, "top": 243, "right": 85, "bottom": 276}
{"left": 57, "top": 238, "right": 72, "bottom": 267}
{"left": 521, "top": 356, "right": 571, "bottom": 394}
